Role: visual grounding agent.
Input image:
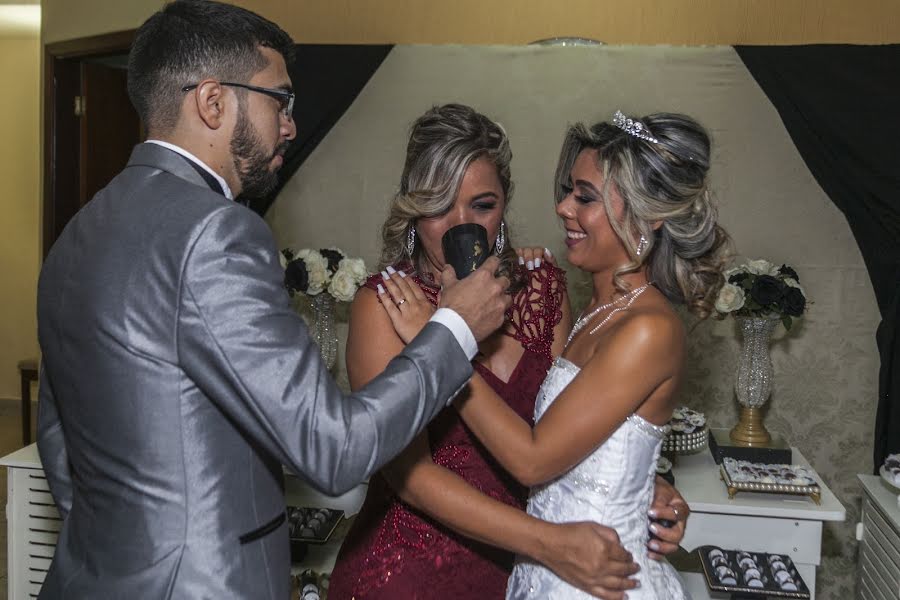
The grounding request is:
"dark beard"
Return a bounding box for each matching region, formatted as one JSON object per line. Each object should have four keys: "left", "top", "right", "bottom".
{"left": 230, "top": 108, "right": 285, "bottom": 198}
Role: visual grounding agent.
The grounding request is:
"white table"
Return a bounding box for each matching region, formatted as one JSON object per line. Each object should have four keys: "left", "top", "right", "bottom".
{"left": 672, "top": 444, "right": 846, "bottom": 599}
{"left": 284, "top": 470, "right": 368, "bottom": 575}
{"left": 0, "top": 444, "right": 59, "bottom": 600}
{"left": 856, "top": 474, "right": 900, "bottom": 599}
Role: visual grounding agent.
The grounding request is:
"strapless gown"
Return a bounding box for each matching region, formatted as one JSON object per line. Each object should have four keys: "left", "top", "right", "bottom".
{"left": 506, "top": 357, "right": 689, "bottom": 599}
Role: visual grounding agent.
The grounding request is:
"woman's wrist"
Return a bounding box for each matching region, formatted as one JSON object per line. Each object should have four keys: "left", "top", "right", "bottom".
{"left": 518, "top": 518, "right": 557, "bottom": 564}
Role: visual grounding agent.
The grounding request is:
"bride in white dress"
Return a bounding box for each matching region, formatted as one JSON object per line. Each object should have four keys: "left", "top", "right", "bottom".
{"left": 379, "top": 111, "right": 730, "bottom": 599}
{"left": 460, "top": 112, "right": 729, "bottom": 599}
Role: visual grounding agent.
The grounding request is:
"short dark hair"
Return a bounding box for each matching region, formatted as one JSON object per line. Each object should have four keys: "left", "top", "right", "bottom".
{"left": 127, "top": 0, "right": 294, "bottom": 133}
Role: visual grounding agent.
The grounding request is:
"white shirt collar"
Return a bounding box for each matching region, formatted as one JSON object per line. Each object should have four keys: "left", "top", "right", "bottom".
{"left": 145, "top": 140, "right": 234, "bottom": 200}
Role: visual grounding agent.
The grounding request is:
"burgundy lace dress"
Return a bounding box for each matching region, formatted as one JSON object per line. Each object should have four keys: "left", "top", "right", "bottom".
{"left": 327, "top": 262, "right": 566, "bottom": 600}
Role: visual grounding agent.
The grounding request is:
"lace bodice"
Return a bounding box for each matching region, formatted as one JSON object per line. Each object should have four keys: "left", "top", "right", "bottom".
{"left": 507, "top": 357, "right": 688, "bottom": 600}
{"left": 328, "top": 262, "right": 567, "bottom": 600}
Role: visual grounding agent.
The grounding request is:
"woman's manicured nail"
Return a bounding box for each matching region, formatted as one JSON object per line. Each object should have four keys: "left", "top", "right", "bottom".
{"left": 386, "top": 265, "right": 396, "bottom": 274}
{"left": 518, "top": 256, "right": 525, "bottom": 265}
{"left": 544, "top": 247, "right": 552, "bottom": 257}
{"left": 535, "top": 258, "right": 542, "bottom": 268}
{"left": 526, "top": 260, "right": 534, "bottom": 271}
{"left": 399, "top": 270, "right": 406, "bottom": 278}
{"left": 377, "top": 284, "right": 385, "bottom": 294}
{"left": 381, "top": 270, "right": 389, "bottom": 279}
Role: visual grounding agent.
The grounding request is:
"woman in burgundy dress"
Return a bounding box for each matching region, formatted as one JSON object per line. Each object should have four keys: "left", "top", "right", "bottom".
{"left": 327, "top": 104, "right": 687, "bottom": 599}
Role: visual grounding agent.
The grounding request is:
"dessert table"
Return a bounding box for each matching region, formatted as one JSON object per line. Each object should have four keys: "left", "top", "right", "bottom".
{"left": 671, "top": 433, "right": 846, "bottom": 599}
{"left": 1, "top": 440, "right": 846, "bottom": 599}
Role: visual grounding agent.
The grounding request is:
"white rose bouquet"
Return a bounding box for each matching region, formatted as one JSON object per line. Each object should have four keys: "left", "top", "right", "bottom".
{"left": 715, "top": 258, "right": 808, "bottom": 330}
{"left": 281, "top": 247, "right": 368, "bottom": 302}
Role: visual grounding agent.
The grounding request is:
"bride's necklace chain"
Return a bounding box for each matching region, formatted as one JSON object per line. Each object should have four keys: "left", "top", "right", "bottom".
{"left": 566, "top": 283, "right": 651, "bottom": 345}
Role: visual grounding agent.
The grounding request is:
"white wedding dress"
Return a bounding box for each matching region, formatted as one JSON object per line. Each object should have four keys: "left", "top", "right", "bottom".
{"left": 506, "top": 357, "right": 689, "bottom": 599}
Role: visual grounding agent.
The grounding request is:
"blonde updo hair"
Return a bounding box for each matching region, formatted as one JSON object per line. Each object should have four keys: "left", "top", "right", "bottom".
{"left": 555, "top": 113, "right": 732, "bottom": 318}
{"left": 380, "top": 104, "right": 521, "bottom": 286}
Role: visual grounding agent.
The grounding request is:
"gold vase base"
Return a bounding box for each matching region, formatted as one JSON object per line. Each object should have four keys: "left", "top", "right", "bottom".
{"left": 729, "top": 407, "right": 771, "bottom": 446}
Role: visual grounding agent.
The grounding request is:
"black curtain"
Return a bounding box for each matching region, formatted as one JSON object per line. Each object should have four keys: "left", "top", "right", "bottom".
{"left": 736, "top": 45, "right": 900, "bottom": 471}
{"left": 245, "top": 44, "right": 393, "bottom": 215}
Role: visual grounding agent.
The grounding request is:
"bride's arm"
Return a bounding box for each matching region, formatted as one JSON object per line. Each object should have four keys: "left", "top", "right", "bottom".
{"left": 456, "top": 313, "right": 682, "bottom": 486}
{"left": 348, "top": 287, "right": 640, "bottom": 597}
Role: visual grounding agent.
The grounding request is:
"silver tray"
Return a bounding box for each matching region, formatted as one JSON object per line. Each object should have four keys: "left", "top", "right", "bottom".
{"left": 720, "top": 465, "right": 821, "bottom": 505}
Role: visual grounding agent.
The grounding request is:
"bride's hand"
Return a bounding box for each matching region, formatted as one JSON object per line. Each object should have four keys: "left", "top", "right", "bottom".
{"left": 376, "top": 267, "right": 435, "bottom": 344}
{"left": 647, "top": 476, "right": 690, "bottom": 560}
{"left": 515, "top": 246, "right": 555, "bottom": 270}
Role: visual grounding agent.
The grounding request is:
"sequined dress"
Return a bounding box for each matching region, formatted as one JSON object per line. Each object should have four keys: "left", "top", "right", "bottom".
{"left": 327, "top": 262, "right": 566, "bottom": 600}
{"left": 506, "top": 357, "right": 687, "bottom": 599}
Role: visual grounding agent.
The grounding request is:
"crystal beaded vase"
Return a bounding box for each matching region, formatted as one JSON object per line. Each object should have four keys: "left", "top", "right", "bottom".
{"left": 730, "top": 316, "right": 779, "bottom": 446}
{"left": 310, "top": 293, "right": 338, "bottom": 371}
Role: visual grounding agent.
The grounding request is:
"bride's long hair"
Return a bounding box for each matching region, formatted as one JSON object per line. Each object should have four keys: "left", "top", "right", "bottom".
{"left": 555, "top": 113, "right": 732, "bottom": 319}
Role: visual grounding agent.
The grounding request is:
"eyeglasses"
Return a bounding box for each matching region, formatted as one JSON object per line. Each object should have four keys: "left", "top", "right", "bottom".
{"left": 182, "top": 82, "right": 294, "bottom": 121}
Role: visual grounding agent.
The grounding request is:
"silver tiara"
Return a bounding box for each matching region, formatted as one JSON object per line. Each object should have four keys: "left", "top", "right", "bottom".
{"left": 613, "top": 110, "right": 658, "bottom": 144}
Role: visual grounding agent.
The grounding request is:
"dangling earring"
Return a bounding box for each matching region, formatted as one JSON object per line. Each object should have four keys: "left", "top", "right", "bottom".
{"left": 495, "top": 221, "right": 506, "bottom": 255}
{"left": 406, "top": 227, "right": 416, "bottom": 257}
{"left": 636, "top": 234, "right": 648, "bottom": 257}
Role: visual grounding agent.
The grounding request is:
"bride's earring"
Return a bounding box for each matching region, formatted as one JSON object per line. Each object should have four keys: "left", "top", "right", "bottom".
{"left": 495, "top": 221, "right": 506, "bottom": 255}
{"left": 636, "top": 234, "right": 648, "bottom": 257}
{"left": 406, "top": 227, "right": 416, "bottom": 257}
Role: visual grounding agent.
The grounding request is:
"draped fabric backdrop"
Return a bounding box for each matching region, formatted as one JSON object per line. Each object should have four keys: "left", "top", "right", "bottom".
{"left": 265, "top": 45, "right": 891, "bottom": 598}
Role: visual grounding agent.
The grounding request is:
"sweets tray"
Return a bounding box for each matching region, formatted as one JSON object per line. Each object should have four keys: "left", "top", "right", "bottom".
{"left": 720, "top": 466, "right": 821, "bottom": 505}
{"left": 699, "top": 545, "right": 811, "bottom": 599}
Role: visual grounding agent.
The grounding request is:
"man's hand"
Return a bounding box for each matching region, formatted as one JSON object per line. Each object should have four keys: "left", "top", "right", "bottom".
{"left": 439, "top": 256, "right": 511, "bottom": 342}
{"left": 647, "top": 475, "right": 690, "bottom": 560}
{"left": 535, "top": 521, "right": 639, "bottom": 599}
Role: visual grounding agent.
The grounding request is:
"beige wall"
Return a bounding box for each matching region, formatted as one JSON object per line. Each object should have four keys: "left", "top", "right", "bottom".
{"left": 0, "top": 33, "right": 41, "bottom": 399}
{"left": 42, "top": 0, "right": 900, "bottom": 45}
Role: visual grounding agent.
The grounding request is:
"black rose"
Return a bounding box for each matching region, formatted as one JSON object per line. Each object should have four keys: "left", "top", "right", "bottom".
{"left": 284, "top": 258, "right": 309, "bottom": 294}
{"left": 778, "top": 264, "right": 800, "bottom": 282}
{"left": 781, "top": 287, "right": 806, "bottom": 317}
{"left": 728, "top": 272, "right": 749, "bottom": 285}
{"left": 750, "top": 275, "right": 785, "bottom": 307}
{"left": 320, "top": 249, "right": 345, "bottom": 274}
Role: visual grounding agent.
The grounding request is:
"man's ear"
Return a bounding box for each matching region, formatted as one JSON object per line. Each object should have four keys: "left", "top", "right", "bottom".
{"left": 192, "top": 80, "right": 228, "bottom": 130}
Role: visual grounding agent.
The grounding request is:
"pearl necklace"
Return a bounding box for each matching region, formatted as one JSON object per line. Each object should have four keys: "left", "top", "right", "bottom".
{"left": 566, "top": 283, "right": 651, "bottom": 345}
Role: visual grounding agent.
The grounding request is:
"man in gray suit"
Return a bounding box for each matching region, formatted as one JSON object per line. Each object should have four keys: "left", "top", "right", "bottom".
{"left": 35, "top": 1, "right": 516, "bottom": 597}
{"left": 37, "top": 1, "right": 683, "bottom": 598}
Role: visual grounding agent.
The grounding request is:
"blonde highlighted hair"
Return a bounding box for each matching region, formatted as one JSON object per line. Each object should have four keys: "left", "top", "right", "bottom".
{"left": 380, "top": 104, "right": 520, "bottom": 285}
{"left": 555, "top": 113, "right": 732, "bottom": 318}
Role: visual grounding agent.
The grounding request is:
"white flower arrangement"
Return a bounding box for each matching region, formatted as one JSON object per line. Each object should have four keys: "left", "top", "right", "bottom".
{"left": 281, "top": 247, "right": 368, "bottom": 302}
{"left": 715, "top": 259, "right": 808, "bottom": 330}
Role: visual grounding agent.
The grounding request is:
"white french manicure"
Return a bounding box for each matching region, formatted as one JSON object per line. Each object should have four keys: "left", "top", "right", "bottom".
{"left": 518, "top": 256, "right": 525, "bottom": 265}
{"left": 535, "top": 258, "right": 542, "bottom": 268}
{"left": 386, "top": 265, "right": 397, "bottom": 275}
{"left": 377, "top": 284, "right": 385, "bottom": 294}
{"left": 381, "top": 270, "right": 389, "bottom": 280}
{"left": 544, "top": 247, "right": 552, "bottom": 257}
{"left": 398, "top": 270, "right": 407, "bottom": 278}
{"left": 526, "top": 260, "right": 534, "bottom": 271}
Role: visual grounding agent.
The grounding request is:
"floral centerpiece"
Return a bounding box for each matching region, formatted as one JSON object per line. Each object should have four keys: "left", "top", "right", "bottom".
{"left": 281, "top": 247, "right": 368, "bottom": 302}
{"left": 715, "top": 259, "right": 808, "bottom": 330}
{"left": 280, "top": 247, "right": 368, "bottom": 369}
{"left": 714, "top": 259, "right": 809, "bottom": 446}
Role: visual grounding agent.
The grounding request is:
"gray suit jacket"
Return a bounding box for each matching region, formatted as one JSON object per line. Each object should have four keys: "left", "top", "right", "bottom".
{"left": 36, "top": 143, "right": 472, "bottom": 598}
